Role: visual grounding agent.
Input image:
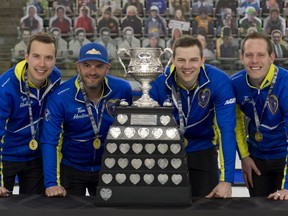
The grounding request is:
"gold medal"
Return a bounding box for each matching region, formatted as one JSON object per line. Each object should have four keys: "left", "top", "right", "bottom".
{"left": 183, "top": 138, "right": 188, "bottom": 147}
{"left": 255, "top": 131, "right": 263, "bottom": 142}
{"left": 29, "top": 139, "right": 38, "bottom": 150}
{"left": 93, "top": 137, "right": 101, "bottom": 149}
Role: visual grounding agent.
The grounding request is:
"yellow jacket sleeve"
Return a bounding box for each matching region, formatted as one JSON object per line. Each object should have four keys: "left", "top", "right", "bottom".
{"left": 235, "top": 104, "right": 250, "bottom": 159}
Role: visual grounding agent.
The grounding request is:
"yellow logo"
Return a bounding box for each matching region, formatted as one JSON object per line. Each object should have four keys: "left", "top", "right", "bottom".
{"left": 86, "top": 48, "right": 101, "bottom": 55}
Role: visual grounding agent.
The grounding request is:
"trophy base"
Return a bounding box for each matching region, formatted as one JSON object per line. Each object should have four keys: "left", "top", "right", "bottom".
{"left": 132, "top": 96, "right": 159, "bottom": 107}
{"left": 95, "top": 186, "right": 192, "bottom": 207}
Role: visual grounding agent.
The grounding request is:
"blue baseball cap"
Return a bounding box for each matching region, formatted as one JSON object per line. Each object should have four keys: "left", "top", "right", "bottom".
{"left": 78, "top": 42, "right": 109, "bottom": 64}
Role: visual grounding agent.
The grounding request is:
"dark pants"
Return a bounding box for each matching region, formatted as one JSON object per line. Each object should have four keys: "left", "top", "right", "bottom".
{"left": 3, "top": 157, "right": 44, "bottom": 194}
{"left": 249, "top": 155, "right": 285, "bottom": 197}
{"left": 186, "top": 147, "right": 219, "bottom": 197}
{"left": 60, "top": 164, "right": 99, "bottom": 196}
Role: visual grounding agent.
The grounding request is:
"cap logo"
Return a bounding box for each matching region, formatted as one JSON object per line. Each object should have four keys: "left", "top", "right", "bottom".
{"left": 86, "top": 48, "right": 101, "bottom": 55}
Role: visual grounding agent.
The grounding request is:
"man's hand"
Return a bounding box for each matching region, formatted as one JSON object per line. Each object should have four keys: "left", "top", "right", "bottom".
{"left": 268, "top": 189, "right": 288, "bottom": 200}
{"left": 241, "top": 156, "right": 261, "bottom": 189}
{"left": 0, "top": 186, "right": 11, "bottom": 197}
{"left": 45, "top": 186, "right": 67, "bottom": 197}
{"left": 206, "top": 182, "right": 232, "bottom": 198}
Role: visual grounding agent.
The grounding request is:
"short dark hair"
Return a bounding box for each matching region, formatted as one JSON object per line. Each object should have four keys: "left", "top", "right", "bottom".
{"left": 172, "top": 35, "right": 203, "bottom": 58}
{"left": 240, "top": 32, "right": 273, "bottom": 55}
{"left": 27, "top": 31, "right": 57, "bottom": 56}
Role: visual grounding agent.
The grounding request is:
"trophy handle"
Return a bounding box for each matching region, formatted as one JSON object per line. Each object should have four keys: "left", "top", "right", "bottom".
{"left": 162, "top": 48, "right": 173, "bottom": 76}
{"left": 117, "top": 48, "right": 130, "bottom": 76}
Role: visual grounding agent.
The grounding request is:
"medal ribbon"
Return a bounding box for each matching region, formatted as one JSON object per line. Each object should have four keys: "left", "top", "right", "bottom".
{"left": 251, "top": 67, "right": 278, "bottom": 133}
{"left": 172, "top": 84, "right": 199, "bottom": 135}
{"left": 77, "top": 75, "right": 106, "bottom": 139}
{"left": 24, "top": 71, "right": 36, "bottom": 141}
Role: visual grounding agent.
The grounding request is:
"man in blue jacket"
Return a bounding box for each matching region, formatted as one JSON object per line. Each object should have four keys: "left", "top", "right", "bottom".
{"left": 150, "top": 35, "right": 237, "bottom": 198}
{"left": 231, "top": 32, "right": 288, "bottom": 200}
{"left": 41, "top": 42, "right": 133, "bottom": 197}
{"left": 0, "top": 32, "right": 61, "bottom": 197}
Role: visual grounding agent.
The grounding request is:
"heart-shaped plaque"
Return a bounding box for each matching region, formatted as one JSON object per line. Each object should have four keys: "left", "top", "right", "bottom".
{"left": 152, "top": 128, "right": 163, "bottom": 139}
{"left": 117, "top": 114, "right": 128, "bottom": 125}
{"left": 115, "top": 173, "right": 126, "bottom": 184}
{"left": 124, "top": 127, "right": 136, "bottom": 139}
{"left": 171, "top": 174, "right": 182, "bottom": 185}
{"left": 144, "top": 158, "right": 155, "bottom": 169}
{"left": 102, "top": 173, "right": 113, "bottom": 184}
{"left": 143, "top": 174, "right": 154, "bottom": 185}
{"left": 166, "top": 128, "right": 178, "bottom": 139}
{"left": 171, "top": 158, "right": 182, "bottom": 169}
{"left": 132, "top": 143, "right": 143, "bottom": 154}
{"left": 145, "top": 143, "right": 156, "bottom": 154}
{"left": 157, "top": 143, "right": 168, "bottom": 154}
{"left": 129, "top": 174, "right": 140, "bottom": 185}
{"left": 100, "top": 188, "right": 112, "bottom": 201}
{"left": 104, "top": 158, "right": 115, "bottom": 169}
{"left": 118, "top": 158, "right": 129, "bottom": 169}
{"left": 110, "top": 127, "right": 121, "bottom": 138}
{"left": 106, "top": 143, "right": 117, "bottom": 154}
{"left": 170, "top": 143, "right": 181, "bottom": 154}
{"left": 157, "top": 174, "right": 168, "bottom": 185}
{"left": 131, "top": 158, "right": 142, "bottom": 169}
{"left": 160, "top": 115, "right": 171, "bottom": 126}
{"left": 119, "top": 143, "right": 130, "bottom": 154}
{"left": 138, "top": 127, "right": 149, "bottom": 138}
{"left": 157, "top": 158, "right": 168, "bottom": 169}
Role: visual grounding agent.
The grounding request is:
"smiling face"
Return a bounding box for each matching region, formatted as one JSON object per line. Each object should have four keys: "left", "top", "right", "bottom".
{"left": 76, "top": 60, "right": 110, "bottom": 94}
{"left": 241, "top": 38, "right": 275, "bottom": 88}
{"left": 25, "top": 40, "right": 56, "bottom": 88}
{"left": 172, "top": 45, "right": 204, "bottom": 89}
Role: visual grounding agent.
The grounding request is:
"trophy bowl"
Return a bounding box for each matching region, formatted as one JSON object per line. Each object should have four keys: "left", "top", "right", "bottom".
{"left": 117, "top": 48, "right": 172, "bottom": 107}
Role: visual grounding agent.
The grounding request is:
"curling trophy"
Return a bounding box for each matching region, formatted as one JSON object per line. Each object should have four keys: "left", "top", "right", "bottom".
{"left": 95, "top": 48, "right": 191, "bottom": 206}
{"left": 117, "top": 48, "right": 172, "bottom": 107}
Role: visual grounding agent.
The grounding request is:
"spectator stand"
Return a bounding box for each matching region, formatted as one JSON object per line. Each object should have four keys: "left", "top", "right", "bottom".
{"left": 26, "top": 0, "right": 49, "bottom": 20}
{"left": 237, "top": 0, "right": 260, "bottom": 17}
{"left": 120, "top": 4, "right": 143, "bottom": 38}
{"left": 215, "top": 26, "right": 241, "bottom": 75}
{"left": 260, "top": 0, "right": 283, "bottom": 17}
{"left": 97, "top": 5, "right": 120, "bottom": 38}
{"left": 76, "top": 0, "right": 98, "bottom": 16}
{"left": 49, "top": 5, "right": 73, "bottom": 38}
{"left": 215, "top": 7, "right": 238, "bottom": 38}
{"left": 55, "top": 0, "right": 75, "bottom": 17}
{"left": 145, "top": 0, "right": 168, "bottom": 17}
{"left": 168, "top": 0, "right": 190, "bottom": 17}
{"left": 263, "top": 6, "right": 286, "bottom": 36}
{"left": 98, "top": 0, "right": 122, "bottom": 17}
{"left": 239, "top": 6, "right": 262, "bottom": 38}
{"left": 215, "top": 0, "right": 238, "bottom": 18}
{"left": 74, "top": 5, "right": 97, "bottom": 40}
{"left": 144, "top": 5, "right": 167, "bottom": 37}
{"left": 191, "top": 0, "right": 214, "bottom": 17}
{"left": 20, "top": 4, "right": 44, "bottom": 34}
{"left": 122, "top": 0, "right": 145, "bottom": 17}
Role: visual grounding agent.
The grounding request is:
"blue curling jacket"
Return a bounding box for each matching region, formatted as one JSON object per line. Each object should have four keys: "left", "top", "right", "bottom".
{"left": 231, "top": 64, "right": 288, "bottom": 189}
{"left": 41, "top": 75, "right": 132, "bottom": 188}
{"left": 0, "top": 60, "right": 61, "bottom": 187}
{"left": 150, "top": 64, "right": 237, "bottom": 183}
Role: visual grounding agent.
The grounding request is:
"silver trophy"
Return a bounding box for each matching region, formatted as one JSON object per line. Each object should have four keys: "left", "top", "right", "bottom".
{"left": 117, "top": 48, "right": 172, "bottom": 107}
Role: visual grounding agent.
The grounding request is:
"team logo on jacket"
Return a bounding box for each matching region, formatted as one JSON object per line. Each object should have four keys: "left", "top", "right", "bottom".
{"left": 44, "top": 108, "right": 51, "bottom": 121}
{"left": 268, "top": 94, "right": 278, "bottom": 115}
{"left": 106, "top": 99, "right": 121, "bottom": 117}
{"left": 198, "top": 88, "right": 210, "bottom": 108}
